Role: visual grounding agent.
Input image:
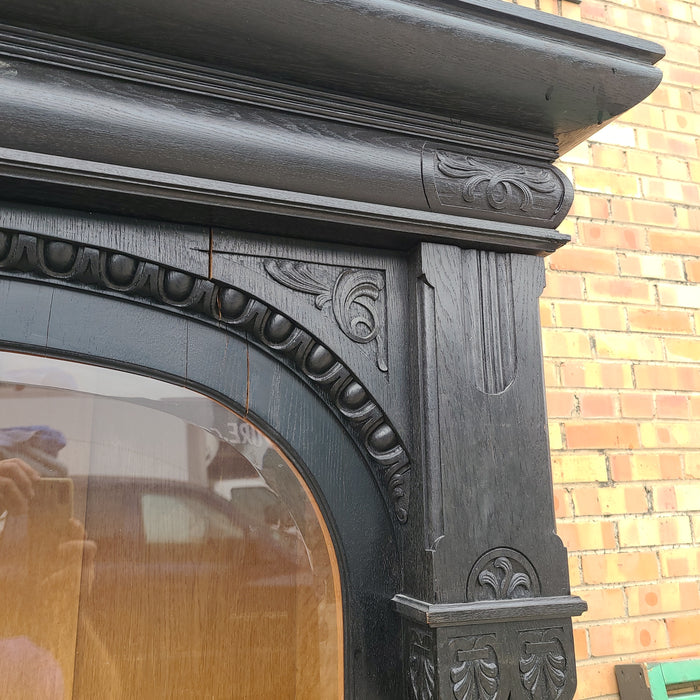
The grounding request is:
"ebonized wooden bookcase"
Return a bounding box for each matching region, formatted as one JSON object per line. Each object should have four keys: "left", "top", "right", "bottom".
{"left": 0, "top": 1, "right": 663, "bottom": 697}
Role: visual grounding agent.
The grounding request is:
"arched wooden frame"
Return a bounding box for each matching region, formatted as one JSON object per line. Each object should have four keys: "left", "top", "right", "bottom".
{"left": 0, "top": 273, "right": 402, "bottom": 698}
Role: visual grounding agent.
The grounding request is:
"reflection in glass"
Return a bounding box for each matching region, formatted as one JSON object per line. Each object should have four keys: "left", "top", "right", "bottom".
{"left": 0, "top": 352, "right": 342, "bottom": 699}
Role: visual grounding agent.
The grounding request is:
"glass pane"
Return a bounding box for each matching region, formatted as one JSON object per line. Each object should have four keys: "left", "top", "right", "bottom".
{"left": 0, "top": 351, "right": 342, "bottom": 699}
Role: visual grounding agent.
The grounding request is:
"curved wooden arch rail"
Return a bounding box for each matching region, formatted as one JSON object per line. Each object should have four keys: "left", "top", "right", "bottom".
{"left": 0, "top": 227, "right": 411, "bottom": 523}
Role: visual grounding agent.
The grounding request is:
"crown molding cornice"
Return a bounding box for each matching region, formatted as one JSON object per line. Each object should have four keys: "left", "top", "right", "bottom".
{"left": 0, "top": 0, "right": 663, "bottom": 153}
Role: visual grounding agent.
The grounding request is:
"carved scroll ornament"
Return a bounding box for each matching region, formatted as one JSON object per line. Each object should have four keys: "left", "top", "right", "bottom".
{"left": 264, "top": 259, "right": 388, "bottom": 372}
{"left": 0, "top": 229, "right": 410, "bottom": 522}
{"left": 422, "top": 147, "right": 573, "bottom": 227}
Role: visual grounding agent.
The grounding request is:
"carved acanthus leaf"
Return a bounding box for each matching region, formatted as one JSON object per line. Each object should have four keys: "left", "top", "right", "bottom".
{"left": 264, "top": 259, "right": 388, "bottom": 372}
{"left": 519, "top": 629, "right": 567, "bottom": 700}
{"left": 436, "top": 152, "right": 558, "bottom": 213}
{"left": 450, "top": 635, "right": 499, "bottom": 700}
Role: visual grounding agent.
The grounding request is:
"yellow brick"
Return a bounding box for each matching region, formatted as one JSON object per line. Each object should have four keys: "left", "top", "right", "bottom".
{"left": 626, "top": 581, "right": 700, "bottom": 617}
{"left": 641, "top": 423, "right": 700, "bottom": 449}
{"left": 617, "top": 515, "right": 693, "bottom": 547}
{"left": 541, "top": 329, "right": 592, "bottom": 358}
{"left": 665, "top": 337, "right": 700, "bottom": 362}
{"left": 658, "top": 155, "right": 691, "bottom": 180}
{"left": 568, "top": 554, "right": 583, "bottom": 587}
{"left": 573, "top": 486, "right": 649, "bottom": 516}
{"left": 551, "top": 453, "right": 608, "bottom": 484}
{"left": 594, "top": 331, "right": 665, "bottom": 361}
{"left": 574, "top": 166, "right": 641, "bottom": 197}
{"left": 627, "top": 149, "right": 659, "bottom": 176}
{"left": 559, "top": 142, "right": 591, "bottom": 166}
{"left": 549, "top": 421, "right": 563, "bottom": 451}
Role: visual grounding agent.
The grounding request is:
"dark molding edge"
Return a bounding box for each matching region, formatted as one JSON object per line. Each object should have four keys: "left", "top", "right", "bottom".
{"left": 0, "top": 149, "right": 570, "bottom": 256}
{"left": 392, "top": 594, "right": 588, "bottom": 627}
{"left": 0, "top": 226, "right": 411, "bottom": 523}
{"left": 0, "top": 24, "right": 559, "bottom": 163}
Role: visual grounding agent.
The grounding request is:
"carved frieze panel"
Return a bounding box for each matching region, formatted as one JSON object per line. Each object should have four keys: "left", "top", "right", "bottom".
{"left": 408, "top": 627, "right": 436, "bottom": 700}
{"left": 449, "top": 634, "right": 499, "bottom": 700}
{"left": 0, "top": 228, "right": 411, "bottom": 523}
{"left": 467, "top": 548, "right": 540, "bottom": 602}
{"left": 422, "top": 147, "right": 573, "bottom": 227}
{"left": 518, "top": 628, "right": 568, "bottom": 700}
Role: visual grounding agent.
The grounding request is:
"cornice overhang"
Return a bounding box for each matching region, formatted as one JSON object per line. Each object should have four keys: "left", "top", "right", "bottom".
{"left": 0, "top": 0, "right": 664, "bottom": 152}
{"left": 0, "top": 1, "right": 663, "bottom": 253}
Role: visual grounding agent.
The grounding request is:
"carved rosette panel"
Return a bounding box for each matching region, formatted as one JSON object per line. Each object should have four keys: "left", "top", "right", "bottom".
{"left": 422, "top": 147, "right": 573, "bottom": 227}
{"left": 449, "top": 634, "right": 499, "bottom": 700}
{"left": 469, "top": 250, "right": 517, "bottom": 395}
{"left": 518, "top": 628, "right": 567, "bottom": 700}
{"left": 0, "top": 229, "right": 410, "bottom": 522}
{"left": 264, "top": 259, "right": 388, "bottom": 372}
{"left": 467, "top": 548, "right": 540, "bottom": 602}
{"left": 408, "top": 627, "right": 436, "bottom": 700}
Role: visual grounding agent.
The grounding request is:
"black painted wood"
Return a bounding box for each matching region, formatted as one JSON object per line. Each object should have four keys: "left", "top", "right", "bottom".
{"left": 0, "top": 0, "right": 663, "bottom": 150}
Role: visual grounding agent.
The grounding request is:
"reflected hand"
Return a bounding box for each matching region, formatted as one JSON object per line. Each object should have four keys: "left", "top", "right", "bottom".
{"left": 0, "top": 457, "right": 39, "bottom": 515}
{"left": 41, "top": 518, "right": 97, "bottom": 595}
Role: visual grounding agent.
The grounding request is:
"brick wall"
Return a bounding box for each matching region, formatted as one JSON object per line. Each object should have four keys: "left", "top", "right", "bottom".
{"left": 512, "top": 0, "right": 700, "bottom": 698}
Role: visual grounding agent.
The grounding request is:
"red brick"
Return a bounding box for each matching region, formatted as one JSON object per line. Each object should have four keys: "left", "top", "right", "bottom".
{"left": 660, "top": 548, "right": 700, "bottom": 577}
{"left": 656, "top": 393, "right": 691, "bottom": 418}
{"left": 634, "top": 364, "right": 700, "bottom": 391}
{"left": 641, "top": 422, "right": 700, "bottom": 448}
{"left": 582, "top": 552, "right": 659, "bottom": 586}
{"left": 578, "top": 221, "right": 645, "bottom": 250}
{"left": 578, "top": 392, "right": 618, "bottom": 418}
{"left": 589, "top": 619, "right": 668, "bottom": 656}
{"left": 546, "top": 390, "right": 577, "bottom": 418}
{"left": 565, "top": 422, "right": 640, "bottom": 449}
{"left": 561, "top": 360, "right": 634, "bottom": 389}
{"left": 627, "top": 581, "right": 700, "bottom": 617}
{"left": 611, "top": 198, "right": 677, "bottom": 227}
{"left": 649, "top": 230, "right": 700, "bottom": 256}
{"left": 549, "top": 247, "right": 618, "bottom": 275}
{"left": 541, "top": 272, "right": 586, "bottom": 299}
{"left": 619, "top": 252, "right": 685, "bottom": 281}
{"left": 572, "top": 485, "right": 649, "bottom": 516}
{"left": 586, "top": 275, "right": 655, "bottom": 304}
{"left": 618, "top": 515, "right": 692, "bottom": 547}
{"left": 578, "top": 588, "right": 626, "bottom": 623}
{"left": 686, "top": 259, "right": 700, "bottom": 283}
{"left": 553, "top": 487, "right": 573, "bottom": 518}
{"left": 667, "top": 615, "right": 700, "bottom": 647}
{"left": 619, "top": 392, "right": 655, "bottom": 419}
{"left": 554, "top": 301, "right": 627, "bottom": 331}
{"left": 573, "top": 627, "right": 588, "bottom": 661}
{"left": 557, "top": 520, "right": 617, "bottom": 551}
{"left": 610, "top": 453, "right": 683, "bottom": 481}
{"left": 628, "top": 308, "right": 694, "bottom": 334}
